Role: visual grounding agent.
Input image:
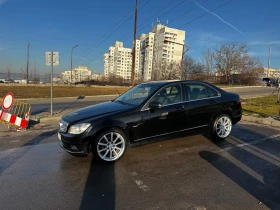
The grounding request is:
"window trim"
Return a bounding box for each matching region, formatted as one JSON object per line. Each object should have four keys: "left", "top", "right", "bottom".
{"left": 141, "top": 83, "right": 184, "bottom": 111}
{"left": 183, "top": 82, "right": 221, "bottom": 102}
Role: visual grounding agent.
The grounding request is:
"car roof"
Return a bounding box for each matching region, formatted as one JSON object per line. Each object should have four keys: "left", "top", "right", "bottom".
{"left": 141, "top": 80, "right": 208, "bottom": 86}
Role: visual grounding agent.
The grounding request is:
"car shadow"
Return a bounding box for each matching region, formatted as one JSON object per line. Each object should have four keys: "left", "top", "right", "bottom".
{"left": 0, "top": 129, "right": 57, "bottom": 174}
{"left": 79, "top": 158, "right": 116, "bottom": 210}
{"left": 201, "top": 131, "right": 280, "bottom": 209}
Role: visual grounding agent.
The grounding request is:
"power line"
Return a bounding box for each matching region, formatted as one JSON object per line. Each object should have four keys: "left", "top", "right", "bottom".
{"left": 86, "top": 0, "right": 236, "bottom": 72}
{"left": 123, "top": 0, "right": 189, "bottom": 41}
{"left": 83, "top": 0, "right": 212, "bottom": 67}
{"left": 79, "top": 0, "right": 153, "bottom": 68}
{"left": 71, "top": 5, "right": 135, "bottom": 66}
{"left": 124, "top": 0, "right": 211, "bottom": 41}
{"left": 73, "top": 0, "right": 153, "bottom": 68}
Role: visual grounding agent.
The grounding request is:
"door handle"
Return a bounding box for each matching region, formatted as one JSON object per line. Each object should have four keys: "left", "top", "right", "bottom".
{"left": 210, "top": 99, "right": 216, "bottom": 104}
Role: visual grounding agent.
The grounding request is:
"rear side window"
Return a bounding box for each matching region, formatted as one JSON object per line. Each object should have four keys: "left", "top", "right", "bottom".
{"left": 206, "top": 86, "right": 219, "bottom": 97}
{"left": 185, "top": 84, "right": 208, "bottom": 100}
{"left": 185, "top": 84, "right": 219, "bottom": 100}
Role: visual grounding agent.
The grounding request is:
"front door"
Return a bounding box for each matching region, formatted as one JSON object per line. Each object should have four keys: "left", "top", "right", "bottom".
{"left": 138, "top": 84, "right": 186, "bottom": 140}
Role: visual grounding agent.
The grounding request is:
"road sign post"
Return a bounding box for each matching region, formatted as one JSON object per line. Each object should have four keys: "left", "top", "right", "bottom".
{"left": 45, "top": 51, "right": 59, "bottom": 116}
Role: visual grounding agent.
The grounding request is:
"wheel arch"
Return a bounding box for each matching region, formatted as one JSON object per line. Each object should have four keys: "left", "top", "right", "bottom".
{"left": 88, "top": 120, "right": 129, "bottom": 143}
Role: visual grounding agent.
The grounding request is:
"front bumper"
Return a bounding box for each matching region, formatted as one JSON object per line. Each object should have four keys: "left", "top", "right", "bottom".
{"left": 58, "top": 132, "right": 89, "bottom": 155}
{"left": 60, "top": 142, "right": 87, "bottom": 155}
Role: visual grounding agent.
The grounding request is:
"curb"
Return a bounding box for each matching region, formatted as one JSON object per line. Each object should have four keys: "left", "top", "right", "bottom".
{"left": 17, "top": 94, "right": 118, "bottom": 101}
{"left": 242, "top": 115, "right": 280, "bottom": 127}
{"left": 13, "top": 86, "right": 267, "bottom": 101}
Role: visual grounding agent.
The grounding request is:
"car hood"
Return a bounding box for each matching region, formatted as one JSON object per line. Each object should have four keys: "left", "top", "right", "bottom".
{"left": 62, "top": 101, "right": 133, "bottom": 124}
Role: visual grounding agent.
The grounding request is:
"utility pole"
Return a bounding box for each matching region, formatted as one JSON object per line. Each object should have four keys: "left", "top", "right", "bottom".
{"left": 26, "top": 43, "right": 30, "bottom": 84}
{"left": 131, "top": 0, "right": 138, "bottom": 87}
{"left": 268, "top": 45, "right": 271, "bottom": 78}
{"left": 71, "top": 45, "right": 78, "bottom": 84}
{"left": 51, "top": 51, "right": 54, "bottom": 116}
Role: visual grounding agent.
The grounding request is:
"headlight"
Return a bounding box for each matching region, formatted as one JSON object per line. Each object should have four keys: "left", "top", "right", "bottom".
{"left": 68, "top": 123, "right": 91, "bottom": 134}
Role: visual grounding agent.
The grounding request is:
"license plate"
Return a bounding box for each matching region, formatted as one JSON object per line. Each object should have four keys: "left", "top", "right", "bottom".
{"left": 58, "top": 133, "right": 61, "bottom": 141}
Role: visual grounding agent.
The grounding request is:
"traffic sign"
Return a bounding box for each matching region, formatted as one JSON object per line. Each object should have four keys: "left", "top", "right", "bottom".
{"left": 45, "top": 51, "right": 59, "bottom": 66}
{"left": 2, "top": 92, "right": 14, "bottom": 110}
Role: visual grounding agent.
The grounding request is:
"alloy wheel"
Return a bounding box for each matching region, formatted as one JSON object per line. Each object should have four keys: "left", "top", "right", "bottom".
{"left": 216, "top": 116, "right": 232, "bottom": 138}
{"left": 97, "top": 132, "right": 125, "bottom": 161}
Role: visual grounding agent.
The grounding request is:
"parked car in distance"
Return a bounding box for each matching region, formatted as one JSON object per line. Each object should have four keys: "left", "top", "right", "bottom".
{"left": 263, "top": 77, "right": 276, "bottom": 86}
{"left": 58, "top": 80, "right": 242, "bottom": 162}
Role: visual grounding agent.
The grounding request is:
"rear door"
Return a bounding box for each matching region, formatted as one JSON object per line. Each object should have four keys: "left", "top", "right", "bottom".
{"left": 184, "top": 82, "right": 221, "bottom": 129}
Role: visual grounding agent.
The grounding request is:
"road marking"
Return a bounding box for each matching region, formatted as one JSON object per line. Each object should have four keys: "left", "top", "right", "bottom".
{"left": 135, "top": 180, "right": 150, "bottom": 192}
{"left": 226, "top": 133, "right": 280, "bottom": 151}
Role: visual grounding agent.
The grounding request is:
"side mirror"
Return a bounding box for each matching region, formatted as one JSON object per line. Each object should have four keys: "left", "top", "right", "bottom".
{"left": 149, "top": 101, "right": 162, "bottom": 109}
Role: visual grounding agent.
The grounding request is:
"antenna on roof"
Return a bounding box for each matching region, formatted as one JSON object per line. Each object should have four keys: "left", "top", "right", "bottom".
{"left": 166, "top": 20, "right": 168, "bottom": 26}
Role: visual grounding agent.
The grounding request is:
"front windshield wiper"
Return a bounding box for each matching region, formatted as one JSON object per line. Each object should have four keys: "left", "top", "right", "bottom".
{"left": 114, "top": 100, "right": 134, "bottom": 106}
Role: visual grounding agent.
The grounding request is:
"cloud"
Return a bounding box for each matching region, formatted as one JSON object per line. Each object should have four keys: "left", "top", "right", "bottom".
{"left": 196, "top": 32, "right": 225, "bottom": 47}
{"left": 192, "top": 0, "right": 244, "bottom": 35}
{"left": 248, "top": 40, "right": 280, "bottom": 45}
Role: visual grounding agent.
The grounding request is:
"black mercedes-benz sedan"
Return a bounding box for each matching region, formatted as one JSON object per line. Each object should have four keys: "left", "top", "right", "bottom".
{"left": 58, "top": 80, "right": 242, "bottom": 162}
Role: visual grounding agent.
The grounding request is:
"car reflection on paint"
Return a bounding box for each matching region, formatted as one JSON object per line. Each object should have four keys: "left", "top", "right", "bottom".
{"left": 58, "top": 80, "right": 242, "bottom": 162}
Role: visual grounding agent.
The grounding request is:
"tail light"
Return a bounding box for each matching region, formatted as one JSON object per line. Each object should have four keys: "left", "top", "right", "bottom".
{"left": 237, "top": 98, "right": 241, "bottom": 104}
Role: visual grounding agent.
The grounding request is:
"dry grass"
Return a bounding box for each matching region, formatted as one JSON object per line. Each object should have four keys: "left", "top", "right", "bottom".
{"left": 0, "top": 85, "right": 129, "bottom": 99}
{"left": 242, "top": 95, "right": 280, "bottom": 117}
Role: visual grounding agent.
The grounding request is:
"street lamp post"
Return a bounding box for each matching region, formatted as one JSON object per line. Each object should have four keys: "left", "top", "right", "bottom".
{"left": 163, "top": 40, "right": 190, "bottom": 80}
{"left": 71, "top": 45, "right": 78, "bottom": 83}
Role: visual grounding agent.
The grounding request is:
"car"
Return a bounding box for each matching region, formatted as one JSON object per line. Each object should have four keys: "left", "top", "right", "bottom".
{"left": 262, "top": 77, "right": 276, "bottom": 86}
{"left": 58, "top": 80, "right": 242, "bottom": 162}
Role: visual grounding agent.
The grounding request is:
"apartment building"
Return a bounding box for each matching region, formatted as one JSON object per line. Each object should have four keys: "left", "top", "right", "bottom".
{"left": 61, "top": 66, "right": 91, "bottom": 83}
{"left": 138, "top": 32, "right": 155, "bottom": 81}
{"left": 103, "top": 25, "right": 185, "bottom": 82}
{"left": 151, "top": 24, "right": 185, "bottom": 80}
{"left": 104, "top": 41, "right": 141, "bottom": 81}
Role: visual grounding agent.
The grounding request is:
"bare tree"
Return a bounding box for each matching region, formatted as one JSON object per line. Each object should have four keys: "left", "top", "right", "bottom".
{"left": 202, "top": 49, "right": 215, "bottom": 75}
{"left": 182, "top": 55, "right": 205, "bottom": 79}
{"left": 213, "top": 42, "right": 262, "bottom": 84}
{"left": 159, "top": 61, "right": 181, "bottom": 80}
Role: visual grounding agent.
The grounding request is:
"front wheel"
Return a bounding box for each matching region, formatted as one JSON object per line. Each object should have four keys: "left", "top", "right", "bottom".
{"left": 93, "top": 128, "right": 127, "bottom": 162}
{"left": 210, "top": 114, "right": 232, "bottom": 140}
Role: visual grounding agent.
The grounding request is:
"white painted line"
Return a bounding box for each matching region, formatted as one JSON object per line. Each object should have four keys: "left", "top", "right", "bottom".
{"left": 227, "top": 133, "right": 280, "bottom": 150}
{"left": 135, "top": 180, "right": 150, "bottom": 192}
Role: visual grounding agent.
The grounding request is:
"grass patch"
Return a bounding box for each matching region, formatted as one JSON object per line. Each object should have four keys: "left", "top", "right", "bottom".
{"left": 0, "top": 85, "right": 129, "bottom": 99}
{"left": 242, "top": 95, "right": 280, "bottom": 117}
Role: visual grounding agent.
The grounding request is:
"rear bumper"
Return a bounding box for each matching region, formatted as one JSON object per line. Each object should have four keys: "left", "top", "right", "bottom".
{"left": 233, "top": 114, "right": 242, "bottom": 124}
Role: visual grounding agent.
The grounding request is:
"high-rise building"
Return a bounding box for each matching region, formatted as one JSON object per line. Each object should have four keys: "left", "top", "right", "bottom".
{"left": 151, "top": 24, "right": 185, "bottom": 81}
{"left": 103, "top": 41, "right": 141, "bottom": 81}
{"left": 61, "top": 66, "right": 91, "bottom": 83}
{"left": 138, "top": 32, "right": 155, "bottom": 81}
{"left": 103, "top": 25, "right": 185, "bottom": 82}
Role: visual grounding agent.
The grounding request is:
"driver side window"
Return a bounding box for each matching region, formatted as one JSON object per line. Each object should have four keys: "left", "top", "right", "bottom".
{"left": 150, "top": 84, "right": 183, "bottom": 106}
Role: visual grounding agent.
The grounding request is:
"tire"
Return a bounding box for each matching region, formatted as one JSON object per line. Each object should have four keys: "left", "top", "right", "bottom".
{"left": 92, "top": 128, "right": 128, "bottom": 162}
{"left": 210, "top": 114, "right": 232, "bottom": 140}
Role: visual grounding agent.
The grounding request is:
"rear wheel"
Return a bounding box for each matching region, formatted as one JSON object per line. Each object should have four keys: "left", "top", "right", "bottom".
{"left": 93, "top": 128, "right": 127, "bottom": 162}
{"left": 210, "top": 114, "right": 232, "bottom": 140}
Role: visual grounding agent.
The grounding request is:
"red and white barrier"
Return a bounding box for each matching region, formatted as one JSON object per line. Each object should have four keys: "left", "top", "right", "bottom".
{"left": 0, "top": 110, "right": 28, "bottom": 129}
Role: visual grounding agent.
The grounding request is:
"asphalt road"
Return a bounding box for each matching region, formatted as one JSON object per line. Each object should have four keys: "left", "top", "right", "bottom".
{"left": 23, "top": 86, "right": 276, "bottom": 115}
{"left": 0, "top": 121, "right": 279, "bottom": 209}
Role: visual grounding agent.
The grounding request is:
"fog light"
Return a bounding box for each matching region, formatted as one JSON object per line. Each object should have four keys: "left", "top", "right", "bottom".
{"left": 71, "top": 145, "right": 78, "bottom": 151}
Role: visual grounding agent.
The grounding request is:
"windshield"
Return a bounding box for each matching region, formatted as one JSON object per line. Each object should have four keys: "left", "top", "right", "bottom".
{"left": 114, "top": 84, "right": 160, "bottom": 106}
